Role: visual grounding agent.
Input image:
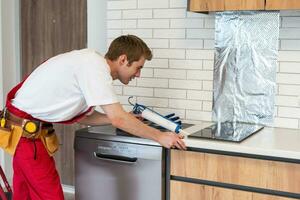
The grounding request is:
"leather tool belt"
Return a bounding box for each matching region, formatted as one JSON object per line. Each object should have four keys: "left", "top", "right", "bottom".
{"left": 5, "top": 111, "right": 54, "bottom": 139}
{"left": 0, "top": 109, "right": 58, "bottom": 156}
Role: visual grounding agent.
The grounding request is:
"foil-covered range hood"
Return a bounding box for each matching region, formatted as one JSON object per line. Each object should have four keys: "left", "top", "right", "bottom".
{"left": 190, "top": 11, "right": 279, "bottom": 142}
{"left": 213, "top": 11, "right": 279, "bottom": 126}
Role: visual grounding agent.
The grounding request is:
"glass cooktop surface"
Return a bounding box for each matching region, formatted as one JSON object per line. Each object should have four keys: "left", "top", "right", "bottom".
{"left": 188, "top": 121, "right": 264, "bottom": 142}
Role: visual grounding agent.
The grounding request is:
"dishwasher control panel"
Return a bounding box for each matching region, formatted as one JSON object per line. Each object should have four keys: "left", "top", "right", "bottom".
{"left": 97, "top": 142, "right": 138, "bottom": 158}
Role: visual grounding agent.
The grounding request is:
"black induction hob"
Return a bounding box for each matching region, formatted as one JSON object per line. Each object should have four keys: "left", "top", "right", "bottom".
{"left": 188, "top": 121, "right": 264, "bottom": 142}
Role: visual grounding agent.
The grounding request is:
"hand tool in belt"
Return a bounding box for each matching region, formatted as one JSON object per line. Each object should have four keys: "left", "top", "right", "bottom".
{"left": 0, "top": 108, "right": 7, "bottom": 128}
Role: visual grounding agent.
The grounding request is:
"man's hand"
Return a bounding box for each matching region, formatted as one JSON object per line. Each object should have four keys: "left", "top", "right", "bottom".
{"left": 102, "top": 103, "right": 186, "bottom": 150}
{"left": 129, "top": 111, "right": 143, "bottom": 121}
{"left": 157, "top": 132, "right": 186, "bottom": 150}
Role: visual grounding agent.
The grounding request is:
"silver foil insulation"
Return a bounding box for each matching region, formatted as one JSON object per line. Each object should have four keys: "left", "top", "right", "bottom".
{"left": 213, "top": 11, "right": 280, "bottom": 125}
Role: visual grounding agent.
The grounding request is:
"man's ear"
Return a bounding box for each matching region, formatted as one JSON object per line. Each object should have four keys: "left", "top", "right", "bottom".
{"left": 118, "top": 54, "right": 128, "bottom": 66}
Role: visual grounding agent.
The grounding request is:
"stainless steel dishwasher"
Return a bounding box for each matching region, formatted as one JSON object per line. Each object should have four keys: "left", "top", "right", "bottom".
{"left": 74, "top": 125, "right": 165, "bottom": 200}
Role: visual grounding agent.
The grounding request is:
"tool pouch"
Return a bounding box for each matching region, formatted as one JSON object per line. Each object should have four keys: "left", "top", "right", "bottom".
{"left": 0, "top": 125, "right": 22, "bottom": 155}
{"left": 43, "top": 130, "right": 59, "bottom": 156}
{"left": 0, "top": 126, "right": 12, "bottom": 149}
{"left": 0, "top": 110, "right": 17, "bottom": 152}
{"left": 0, "top": 109, "right": 14, "bottom": 153}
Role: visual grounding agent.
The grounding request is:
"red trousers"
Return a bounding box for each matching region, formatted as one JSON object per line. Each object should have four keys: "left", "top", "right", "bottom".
{"left": 13, "top": 138, "right": 64, "bottom": 200}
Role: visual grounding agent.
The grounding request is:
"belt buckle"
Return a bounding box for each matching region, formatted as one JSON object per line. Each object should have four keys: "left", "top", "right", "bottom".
{"left": 22, "top": 120, "right": 40, "bottom": 135}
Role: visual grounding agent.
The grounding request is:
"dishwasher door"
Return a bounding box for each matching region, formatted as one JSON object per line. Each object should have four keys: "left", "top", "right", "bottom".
{"left": 75, "top": 137, "right": 165, "bottom": 200}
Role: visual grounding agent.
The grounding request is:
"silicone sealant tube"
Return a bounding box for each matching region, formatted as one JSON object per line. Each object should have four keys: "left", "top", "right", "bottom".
{"left": 141, "top": 108, "right": 181, "bottom": 133}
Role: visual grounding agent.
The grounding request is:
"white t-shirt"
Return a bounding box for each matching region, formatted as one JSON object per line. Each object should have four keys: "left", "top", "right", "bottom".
{"left": 12, "top": 49, "right": 118, "bottom": 122}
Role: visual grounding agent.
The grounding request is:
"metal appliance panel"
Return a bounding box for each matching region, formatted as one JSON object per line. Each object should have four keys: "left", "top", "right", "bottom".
{"left": 75, "top": 136, "right": 164, "bottom": 200}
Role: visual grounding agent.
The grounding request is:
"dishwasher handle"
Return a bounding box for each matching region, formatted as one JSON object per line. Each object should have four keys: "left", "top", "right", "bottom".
{"left": 93, "top": 152, "right": 138, "bottom": 164}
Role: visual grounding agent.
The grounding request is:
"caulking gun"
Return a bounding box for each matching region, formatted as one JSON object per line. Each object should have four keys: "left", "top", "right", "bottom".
{"left": 128, "top": 97, "right": 189, "bottom": 136}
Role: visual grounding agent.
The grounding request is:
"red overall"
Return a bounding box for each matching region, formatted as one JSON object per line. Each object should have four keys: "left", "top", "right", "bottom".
{"left": 6, "top": 80, "right": 92, "bottom": 200}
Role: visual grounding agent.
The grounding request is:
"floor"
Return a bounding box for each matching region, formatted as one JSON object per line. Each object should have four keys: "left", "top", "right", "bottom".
{"left": 64, "top": 192, "right": 75, "bottom": 200}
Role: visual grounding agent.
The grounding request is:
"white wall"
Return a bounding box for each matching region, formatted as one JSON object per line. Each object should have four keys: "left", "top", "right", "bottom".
{"left": 1, "top": 0, "right": 20, "bottom": 95}
{"left": 0, "top": 0, "right": 21, "bottom": 183}
{"left": 0, "top": 1, "right": 3, "bottom": 109}
{"left": 107, "top": 0, "right": 300, "bottom": 129}
{"left": 0, "top": 0, "right": 4, "bottom": 176}
{"left": 88, "top": 0, "right": 107, "bottom": 114}
{"left": 88, "top": 0, "right": 107, "bottom": 54}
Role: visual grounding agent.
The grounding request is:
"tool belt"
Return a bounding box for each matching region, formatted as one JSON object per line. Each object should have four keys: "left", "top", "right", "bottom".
{"left": 0, "top": 109, "right": 59, "bottom": 156}
{"left": 5, "top": 111, "right": 53, "bottom": 137}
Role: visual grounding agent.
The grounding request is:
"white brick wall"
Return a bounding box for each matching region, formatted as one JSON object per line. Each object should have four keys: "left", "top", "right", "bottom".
{"left": 107, "top": 1, "right": 137, "bottom": 10}
{"left": 187, "top": 70, "right": 213, "bottom": 80}
{"left": 138, "top": 0, "right": 168, "bottom": 8}
{"left": 153, "top": 29, "right": 185, "bottom": 38}
{"left": 136, "top": 97, "right": 168, "bottom": 107}
{"left": 137, "top": 19, "right": 169, "bottom": 28}
{"left": 169, "top": 79, "right": 202, "bottom": 90}
{"left": 153, "top": 9, "right": 186, "bottom": 18}
{"left": 155, "top": 88, "right": 187, "bottom": 98}
{"left": 137, "top": 78, "right": 168, "bottom": 88}
{"left": 154, "top": 68, "right": 186, "bottom": 79}
{"left": 170, "top": 19, "right": 204, "bottom": 28}
{"left": 186, "top": 49, "right": 214, "bottom": 59}
{"left": 144, "top": 58, "right": 168, "bottom": 68}
{"left": 153, "top": 49, "right": 185, "bottom": 59}
{"left": 170, "top": 39, "right": 204, "bottom": 49}
{"left": 170, "top": 0, "right": 187, "bottom": 8}
{"left": 107, "top": 11, "right": 122, "bottom": 19}
{"left": 123, "top": 9, "right": 152, "bottom": 19}
{"left": 107, "top": 0, "right": 300, "bottom": 129}
{"left": 169, "top": 59, "right": 203, "bottom": 69}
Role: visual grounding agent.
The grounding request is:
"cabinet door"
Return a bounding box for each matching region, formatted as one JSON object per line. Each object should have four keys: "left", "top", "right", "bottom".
{"left": 170, "top": 181, "right": 295, "bottom": 200}
{"left": 171, "top": 150, "right": 300, "bottom": 194}
{"left": 188, "top": 0, "right": 265, "bottom": 12}
{"left": 21, "top": 0, "right": 87, "bottom": 76}
{"left": 266, "top": 0, "right": 300, "bottom": 10}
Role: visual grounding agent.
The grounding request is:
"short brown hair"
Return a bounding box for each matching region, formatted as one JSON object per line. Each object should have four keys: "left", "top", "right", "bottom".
{"left": 105, "top": 35, "right": 152, "bottom": 64}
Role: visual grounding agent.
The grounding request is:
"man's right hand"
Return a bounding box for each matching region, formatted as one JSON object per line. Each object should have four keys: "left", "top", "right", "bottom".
{"left": 157, "top": 132, "right": 186, "bottom": 150}
{"left": 101, "top": 103, "right": 187, "bottom": 150}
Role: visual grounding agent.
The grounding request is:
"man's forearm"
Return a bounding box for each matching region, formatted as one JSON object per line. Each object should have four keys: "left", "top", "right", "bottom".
{"left": 101, "top": 103, "right": 186, "bottom": 150}
{"left": 108, "top": 108, "right": 162, "bottom": 142}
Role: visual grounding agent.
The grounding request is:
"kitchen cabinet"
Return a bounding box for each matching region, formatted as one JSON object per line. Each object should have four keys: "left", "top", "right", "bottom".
{"left": 188, "top": 0, "right": 300, "bottom": 12}
{"left": 189, "top": 0, "right": 265, "bottom": 12}
{"left": 169, "top": 150, "right": 300, "bottom": 200}
{"left": 265, "top": 0, "right": 300, "bottom": 10}
{"left": 170, "top": 181, "right": 294, "bottom": 200}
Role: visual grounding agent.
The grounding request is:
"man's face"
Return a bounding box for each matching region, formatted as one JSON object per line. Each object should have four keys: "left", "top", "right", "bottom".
{"left": 118, "top": 56, "right": 145, "bottom": 85}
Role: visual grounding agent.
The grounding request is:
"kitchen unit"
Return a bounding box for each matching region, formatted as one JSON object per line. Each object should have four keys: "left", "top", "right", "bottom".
{"left": 168, "top": 123, "right": 300, "bottom": 200}
{"left": 75, "top": 122, "right": 300, "bottom": 200}
{"left": 188, "top": 0, "right": 300, "bottom": 12}
{"left": 265, "top": 0, "right": 300, "bottom": 10}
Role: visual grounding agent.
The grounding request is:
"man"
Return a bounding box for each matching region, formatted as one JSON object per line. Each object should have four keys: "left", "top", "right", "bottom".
{"left": 0, "top": 35, "right": 186, "bottom": 200}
